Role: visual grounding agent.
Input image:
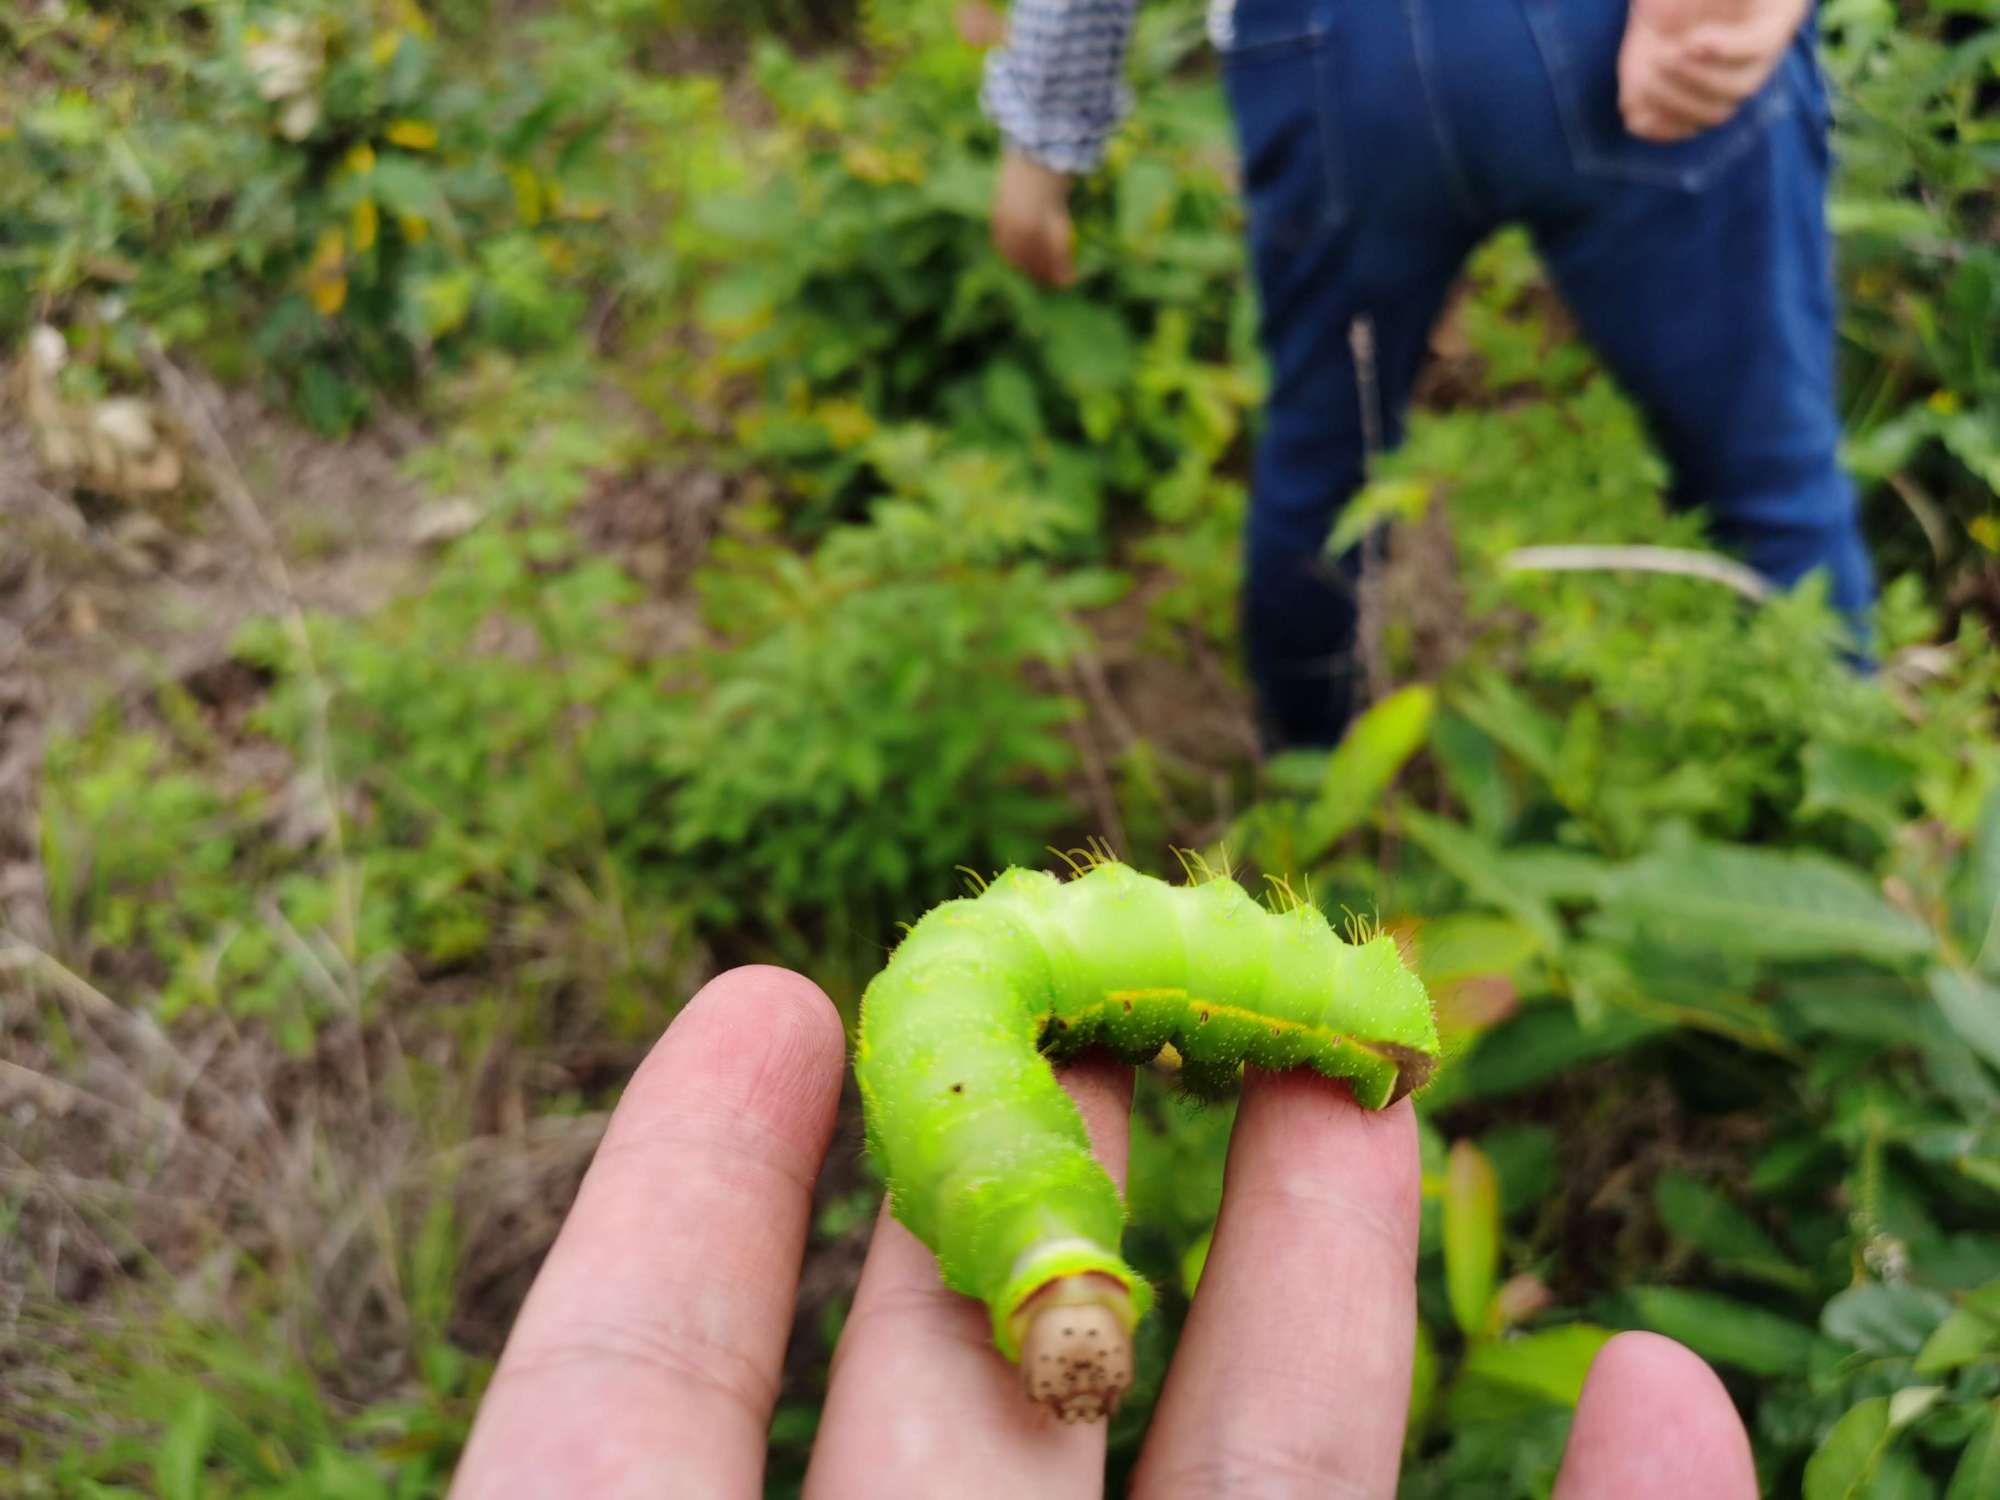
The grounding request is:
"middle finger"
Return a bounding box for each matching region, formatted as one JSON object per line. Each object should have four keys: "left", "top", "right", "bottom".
{"left": 805, "top": 1053, "right": 1135, "bottom": 1499}
{"left": 1131, "top": 1069, "right": 1421, "bottom": 1499}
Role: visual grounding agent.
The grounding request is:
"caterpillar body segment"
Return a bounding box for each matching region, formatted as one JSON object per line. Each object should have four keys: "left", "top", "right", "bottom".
{"left": 854, "top": 859, "right": 1439, "bottom": 1421}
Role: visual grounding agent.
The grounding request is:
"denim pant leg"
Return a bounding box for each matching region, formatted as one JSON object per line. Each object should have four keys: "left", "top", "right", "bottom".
{"left": 1223, "top": 0, "right": 1479, "bottom": 749}
{"left": 1510, "top": 5, "right": 1875, "bottom": 635}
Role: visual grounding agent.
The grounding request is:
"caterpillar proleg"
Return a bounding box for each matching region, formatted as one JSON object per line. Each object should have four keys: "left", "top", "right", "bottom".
{"left": 854, "top": 854, "right": 1439, "bottom": 1422}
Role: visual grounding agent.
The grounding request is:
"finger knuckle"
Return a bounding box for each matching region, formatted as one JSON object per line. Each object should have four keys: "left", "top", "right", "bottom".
{"left": 499, "top": 1312, "right": 780, "bottom": 1417}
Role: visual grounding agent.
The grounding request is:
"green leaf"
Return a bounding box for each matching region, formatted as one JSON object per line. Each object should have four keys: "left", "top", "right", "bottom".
{"left": 1800, "top": 1400, "right": 1936, "bottom": 1500}
{"left": 1444, "top": 1140, "right": 1501, "bottom": 1339}
{"left": 1430, "top": 710, "right": 1510, "bottom": 838}
{"left": 1823, "top": 1284, "right": 1954, "bottom": 1357}
{"left": 154, "top": 1388, "right": 214, "bottom": 1500}
{"left": 1928, "top": 968, "right": 2000, "bottom": 1074}
{"left": 982, "top": 360, "right": 1044, "bottom": 440}
{"left": 1408, "top": 1320, "right": 1439, "bottom": 1440}
{"left": 1414, "top": 914, "right": 1544, "bottom": 985}
{"left": 1035, "top": 298, "right": 1134, "bottom": 397}
{"left": 1968, "top": 786, "right": 2000, "bottom": 972}
{"left": 1454, "top": 1324, "right": 1617, "bottom": 1409}
{"left": 1295, "top": 685, "right": 1435, "bottom": 862}
{"left": 1621, "top": 1286, "right": 1824, "bottom": 1376}
{"left": 1914, "top": 1283, "right": 2000, "bottom": 1375}
{"left": 1446, "top": 1003, "right": 1667, "bottom": 1103}
{"left": 1946, "top": 1404, "right": 2000, "bottom": 1500}
{"left": 1180, "top": 1227, "right": 1212, "bottom": 1298}
{"left": 1327, "top": 476, "right": 1433, "bottom": 556}
{"left": 1654, "top": 1171, "right": 1813, "bottom": 1292}
{"left": 1400, "top": 807, "right": 1562, "bottom": 950}
{"left": 1450, "top": 672, "right": 1561, "bottom": 784}
{"left": 1801, "top": 740, "right": 1919, "bottom": 835}
{"left": 1600, "top": 841, "right": 1935, "bottom": 963}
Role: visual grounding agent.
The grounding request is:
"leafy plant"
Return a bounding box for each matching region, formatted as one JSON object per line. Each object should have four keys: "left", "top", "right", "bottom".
{"left": 1, "top": 0, "right": 624, "bottom": 429}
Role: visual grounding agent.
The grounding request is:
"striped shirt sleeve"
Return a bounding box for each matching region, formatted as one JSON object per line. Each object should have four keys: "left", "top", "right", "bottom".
{"left": 980, "top": 0, "right": 1139, "bottom": 174}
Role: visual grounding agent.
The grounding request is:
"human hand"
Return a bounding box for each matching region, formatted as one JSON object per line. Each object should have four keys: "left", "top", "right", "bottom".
{"left": 956, "top": 1, "right": 1007, "bottom": 50}
{"left": 448, "top": 965, "right": 1761, "bottom": 1498}
{"left": 1618, "top": 0, "right": 1809, "bottom": 142}
{"left": 992, "top": 149, "right": 1077, "bottom": 289}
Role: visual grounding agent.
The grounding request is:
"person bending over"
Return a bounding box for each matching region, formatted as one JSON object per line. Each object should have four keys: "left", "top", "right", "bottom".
{"left": 986, "top": 0, "right": 1872, "bottom": 748}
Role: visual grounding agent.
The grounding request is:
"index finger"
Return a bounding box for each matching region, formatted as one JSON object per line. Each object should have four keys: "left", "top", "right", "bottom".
{"left": 1131, "top": 1069, "right": 1421, "bottom": 1498}
{"left": 451, "top": 966, "right": 846, "bottom": 1500}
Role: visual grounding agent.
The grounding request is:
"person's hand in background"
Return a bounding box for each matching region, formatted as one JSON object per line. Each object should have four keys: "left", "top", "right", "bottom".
{"left": 1619, "top": 0, "right": 1810, "bottom": 141}
{"left": 448, "top": 965, "right": 1762, "bottom": 1498}
{"left": 956, "top": 1, "right": 1076, "bottom": 290}
{"left": 992, "top": 149, "right": 1077, "bottom": 289}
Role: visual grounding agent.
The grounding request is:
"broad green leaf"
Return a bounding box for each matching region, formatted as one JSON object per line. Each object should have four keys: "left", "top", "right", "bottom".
{"left": 1035, "top": 298, "right": 1134, "bottom": 396}
{"left": 1481, "top": 1125, "right": 1557, "bottom": 1217}
{"left": 1444, "top": 1004, "right": 1667, "bottom": 1103}
{"left": 1800, "top": 1400, "right": 1936, "bottom": 1500}
{"left": 1654, "top": 1171, "right": 1813, "bottom": 1291}
{"left": 1295, "top": 685, "right": 1435, "bottom": 861}
{"left": 1601, "top": 841, "right": 1935, "bottom": 963}
{"left": 982, "top": 360, "right": 1044, "bottom": 441}
{"left": 1622, "top": 1286, "right": 1823, "bottom": 1376}
{"left": 1449, "top": 672, "right": 1561, "bottom": 783}
{"left": 1400, "top": 807, "right": 1562, "bottom": 949}
{"left": 1823, "top": 1284, "right": 1953, "bottom": 1356}
{"left": 1454, "top": 1323, "right": 1617, "bottom": 1408}
{"left": 1928, "top": 968, "right": 2000, "bottom": 1074}
{"left": 1801, "top": 740, "right": 1919, "bottom": 836}
{"left": 1946, "top": 1404, "right": 2000, "bottom": 1500}
{"left": 1327, "top": 476, "right": 1432, "bottom": 556}
{"left": 154, "top": 1388, "right": 214, "bottom": 1500}
{"left": 1915, "top": 1283, "right": 2000, "bottom": 1375}
{"left": 1493, "top": 846, "right": 1614, "bottom": 905}
{"left": 1887, "top": 1385, "right": 1944, "bottom": 1429}
{"left": 1803, "top": 1397, "right": 1896, "bottom": 1500}
{"left": 1829, "top": 196, "right": 1950, "bottom": 243}
{"left": 1414, "top": 913, "right": 1544, "bottom": 985}
{"left": 1116, "top": 158, "right": 1178, "bottom": 245}
{"left": 1444, "top": 1140, "right": 1501, "bottom": 1339}
{"left": 1430, "top": 710, "right": 1510, "bottom": 838}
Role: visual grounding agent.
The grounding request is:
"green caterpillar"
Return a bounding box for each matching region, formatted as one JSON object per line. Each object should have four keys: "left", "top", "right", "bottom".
{"left": 855, "top": 852, "right": 1439, "bottom": 1423}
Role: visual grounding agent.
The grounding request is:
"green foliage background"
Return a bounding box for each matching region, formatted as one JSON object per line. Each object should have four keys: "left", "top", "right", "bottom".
{"left": 4, "top": 0, "right": 1998, "bottom": 1495}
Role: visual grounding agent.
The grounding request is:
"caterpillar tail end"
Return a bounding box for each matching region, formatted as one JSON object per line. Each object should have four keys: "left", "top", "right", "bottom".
{"left": 1013, "top": 1273, "right": 1134, "bottom": 1424}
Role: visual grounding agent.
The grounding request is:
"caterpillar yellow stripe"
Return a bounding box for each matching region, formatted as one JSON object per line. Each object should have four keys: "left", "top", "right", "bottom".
{"left": 855, "top": 855, "right": 1439, "bottom": 1423}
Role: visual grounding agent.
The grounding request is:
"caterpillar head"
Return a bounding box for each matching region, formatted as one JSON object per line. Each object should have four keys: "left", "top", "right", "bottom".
{"left": 1013, "top": 1272, "right": 1134, "bottom": 1424}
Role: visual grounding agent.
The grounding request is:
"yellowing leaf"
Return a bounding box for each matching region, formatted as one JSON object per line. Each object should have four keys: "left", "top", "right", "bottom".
{"left": 817, "top": 400, "right": 875, "bottom": 450}
{"left": 309, "top": 275, "right": 347, "bottom": 316}
{"left": 387, "top": 0, "right": 433, "bottom": 37}
{"left": 305, "top": 227, "right": 346, "bottom": 316}
{"left": 344, "top": 142, "right": 376, "bottom": 175}
{"left": 508, "top": 164, "right": 543, "bottom": 226}
{"left": 352, "top": 198, "right": 378, "bottom": 253}
{"left": 537, "top": 235, "right": 576, "bottom": 274}
{"left": 398, "top": 212, "right": 430, "bottom": 245}
{"left": 369, "top": 30, "right": 403, "bottom": 67}
{"left": 385, "top": 118, "right": 439, "bottom": 151}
